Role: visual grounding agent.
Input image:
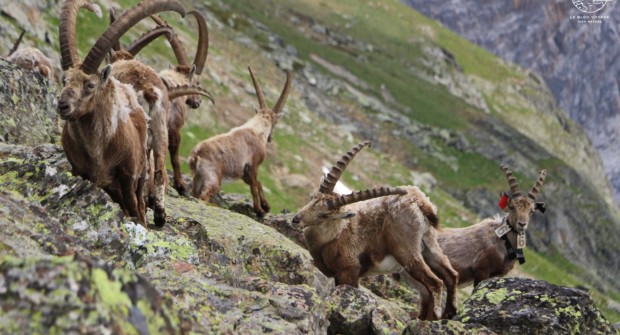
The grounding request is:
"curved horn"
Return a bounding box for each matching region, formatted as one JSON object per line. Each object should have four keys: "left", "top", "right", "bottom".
{"left": 59, "top": 0, "right": 103, "bottom": 71}
{"left": 188, "top": 10, "right": 208, "bottom": 75}
{"left": 501, "top": 165, "right": 522, "bottom": 198}
{"left": 81, "top": 0, "right": 186, "bottom": 74}
{"left": 328, "top": 187, "right": 407, "bottom": 209}
{"left": 167, "top": 85, "right": 214, "bottom": 104}
{"left": 527, "top": 169, "right": 547, "bottom": 200}
{"left": 126, "top": 26, "right": 174, "bottom": 56}
{"left": 320, "top": 141, "right": 372, "bottom": 194}
{"left": 150, "top": 14, "right": 190, "bottom": 66}
{"left": 248, "top": 66, "right": 267, "bottom": 109}
{"left": 109, "top": 8, "right": 121, "bottom": 51}
{"left": 273, "top": 70, "right": 292, "bottom": 114}
{"left": 8, "top": 30, "right": 26, "bottom": 56}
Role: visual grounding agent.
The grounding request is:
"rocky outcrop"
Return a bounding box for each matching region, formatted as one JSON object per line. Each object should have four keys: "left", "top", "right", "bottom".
{"left": 0, "top": 59, "right": 59, "bottom": 145}
{"left": 457, "top": 278, "right": 617, "bottom": 335}
{"left": 404, "top": 277, "right": 619, "bottom": 335}
{"left": 400, "top": 0, "right": 620, "bottom": 203}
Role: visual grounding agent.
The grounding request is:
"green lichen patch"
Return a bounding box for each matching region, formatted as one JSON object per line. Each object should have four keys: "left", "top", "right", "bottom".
{"left": 0, "top": 255, "right": 185, "bottom": 334}
{"left": 457, "top": 277, "right": 617, "bottom": 335}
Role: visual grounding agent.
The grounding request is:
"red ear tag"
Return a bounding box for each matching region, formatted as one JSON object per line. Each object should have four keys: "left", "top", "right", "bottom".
{"left": 498, "top": 194, "right": 509, "bottom": 209}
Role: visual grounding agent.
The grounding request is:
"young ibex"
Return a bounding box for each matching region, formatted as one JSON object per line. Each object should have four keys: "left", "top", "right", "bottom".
{"left": 5, "top": 30, "right": 54, "bottom": 80}
{"left": 291, "top": 141, "right": 459, "bottom": 320}
{"left": 189, "top": 67, "right": 291, "bottom": 216}
{"left": 410, "top": 165, "right": 547, "bottom": 314}
{"left": 58, "top": 0, "right": 186, "bottom": 226}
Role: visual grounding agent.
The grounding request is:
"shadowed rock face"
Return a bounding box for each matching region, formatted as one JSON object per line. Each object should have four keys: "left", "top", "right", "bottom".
{"left": 400, "top": 0, "right": 620, "bottom": 203}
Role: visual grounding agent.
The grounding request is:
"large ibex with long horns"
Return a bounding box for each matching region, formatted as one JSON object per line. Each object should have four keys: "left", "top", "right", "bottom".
{"left": 291, "top": 141, "right": 459, "bottom": 320}
{"left": 189, "top": 67, "right": 291, "bottom": 216}
{"left": 151, "top": 12, "right": 212, "bottom": 195}
{"left": 57, "top": 0, "right": 186, "bottom": 226}
{"left": 109, "top": 9, "right": 214, "bottom": 196}
{"left": 407, "top": 165, "right": 547, "bottom": 319}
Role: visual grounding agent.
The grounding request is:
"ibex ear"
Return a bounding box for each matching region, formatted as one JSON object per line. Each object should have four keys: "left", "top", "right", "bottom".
{"left": 100, "top": 64, "right": 112, "bottom": 84}
{"left": 535, "top": 202, "right": 546, "bottom": 213}
{"left": 189, "top": 64, "right": 196, "bottom": 81}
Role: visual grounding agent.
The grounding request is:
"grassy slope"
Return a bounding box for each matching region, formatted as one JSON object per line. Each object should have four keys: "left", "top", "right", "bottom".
{"left": 216, "top": 0, "right": 620, "bottom": 322}
{"left": 8, "top": 0, "right": 617, "bottom": 322}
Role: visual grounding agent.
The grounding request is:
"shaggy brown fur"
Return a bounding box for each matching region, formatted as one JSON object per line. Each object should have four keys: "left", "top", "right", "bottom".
{"left": 111, "top": 58, "right": 171, "bottom": 226}
{"left": 292, "top": 142, "right": 458, "bottom": 321}
{"left": 58, "top": 65, "right": 148, "bottom": 225}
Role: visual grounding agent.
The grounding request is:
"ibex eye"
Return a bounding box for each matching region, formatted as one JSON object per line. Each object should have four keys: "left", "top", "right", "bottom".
{"left": 319, "top": 214, "right": 330, "bottom": 219}
{"left": 86, "top": 83, "right": 96, "bottom": 90}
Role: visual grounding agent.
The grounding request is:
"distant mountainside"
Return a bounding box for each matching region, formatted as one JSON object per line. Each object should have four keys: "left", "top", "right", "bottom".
{"left": 401, "top": 0, "right": 620, "bottom": 202}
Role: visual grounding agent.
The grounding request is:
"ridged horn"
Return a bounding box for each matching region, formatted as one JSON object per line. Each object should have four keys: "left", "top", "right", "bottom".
{"left": 319, "top": 141, "right": 372, "bottom": 194}
{"left": 248, "top": 66, "right": 267, "bottom": 109}
{"left": 81, "top": 0, "right": 186, "bottom": 74}
{"left": 501, "top": 165, "right": 522, "bottom": 198}
{"left": 59, "top": 0, "right": 103, "bottom": 71}
{"left": 328, "top": 187, "right": 407, "bottom": 209}
{"left": 273, "top": 70, "right": 292, "bottom": 114}
{"left": 126, "top": 26, "right": 174, "bottom": 56}
{"left": 109, "top": 8, "right": 121, "bottom": 51}
{"left": 8, "top": 30, "right": 26, "bottom": 56}
{"left": 150, "top": 14, "right": 190, "bottom": 66}
{"left": 527, "top": 170, "right": 547, "bottom": 200}
{"left": 167, "top": 85, "right": 214, "bottom": 104}
{"left": 188, "top": 10, "right": 208, "bottom": 75}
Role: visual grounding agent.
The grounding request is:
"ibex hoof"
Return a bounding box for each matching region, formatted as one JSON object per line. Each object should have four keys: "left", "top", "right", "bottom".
{"left": 154, "top": 207, "right": 166, "bottom": 227}
{"left": 442, "top": 307, "right": 457, "bottom": 319}
{"left": 260, "top": 202, "right": 270, "bottom": 213}
{"left": 174, "top": 182, "right": 188, "bottom": 197}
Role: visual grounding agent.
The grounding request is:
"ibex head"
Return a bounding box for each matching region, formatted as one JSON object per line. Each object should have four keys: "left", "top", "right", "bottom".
{"left": 500, "top": 165, "right": 547, "bottom": 232}
{"left": 151, "top": 10, "right": 209, "bottom": 109}
{"left": 292, "top": 141, "right": 406, "bottom": 228}
{"left": 247, "top": 66, "right": 292, "bottom": 143}
{"left": 58, "top": 0, "right": 185, "bottom": 117}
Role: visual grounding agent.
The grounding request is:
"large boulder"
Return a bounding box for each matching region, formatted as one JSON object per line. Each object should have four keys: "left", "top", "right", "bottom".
{"left": 455, "top": 278, "right": 617, "bottom": 334}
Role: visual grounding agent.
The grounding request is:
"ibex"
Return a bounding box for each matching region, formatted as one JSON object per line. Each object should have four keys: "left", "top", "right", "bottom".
{"left": 189, "top": 67, "right": 291, "bottom": 216}
{"left": 94, "top": 0, "right": 188, "bottom": 226}
{"left": 291, "top": 141, "right": 459, "bottom": 320}
{"left": 5, "top": 30, "right": 54, "bottom": 80}
{"left": 150, "top": 12, "right": 213, "bottom": 195}
{"left": 110, "top": 10, "right": 214, "bottom": 196}
{"left": 57, "top": 0, "right": 186, "bottom": 226}
{"left": 410, "top": 165, "right": 547, "bottom": 315}
{"left": 127, "top": 11, "right": 213, "bottom": 195}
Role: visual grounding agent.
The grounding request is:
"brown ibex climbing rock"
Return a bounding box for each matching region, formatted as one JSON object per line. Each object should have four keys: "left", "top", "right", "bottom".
{"left": 291, "top": 141, "right": 459, "bottom": 320}
{"left": 57, "top": 0, "right": 186, "bottom": 226}
{"left": 189, "top": 67, "right": 291, "bottom": 216}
